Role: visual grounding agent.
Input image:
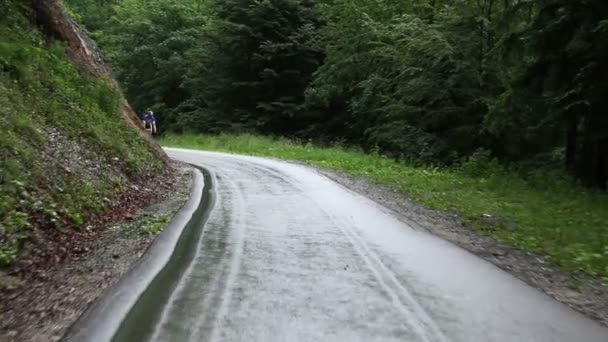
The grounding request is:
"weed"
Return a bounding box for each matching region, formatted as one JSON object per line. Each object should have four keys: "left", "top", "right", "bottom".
{"left": 70, "top": 213, "right": 84, "bottom": 226}
{"left": 142, "top": 223, "right": 164, "bottom": 236}
{"left": 139, "top": 215, "right": 169, "bottom": 236}
{"left": 0, "top": 242, "right": 18, "bottom": 266}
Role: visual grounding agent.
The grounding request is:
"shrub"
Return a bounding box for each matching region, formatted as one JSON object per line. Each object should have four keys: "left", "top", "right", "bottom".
{"left": 459, "top": 149, "right": 505, "bottom": 178}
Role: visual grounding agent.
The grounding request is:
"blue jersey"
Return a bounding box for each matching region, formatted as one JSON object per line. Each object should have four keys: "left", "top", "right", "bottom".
{"left": 142, "top": 112, "right": 156, "bottom": 123}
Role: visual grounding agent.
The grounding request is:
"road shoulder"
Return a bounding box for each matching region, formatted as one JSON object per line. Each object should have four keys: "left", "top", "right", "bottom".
{"left": 0, "top": 162, "right": 193, "bottom": 341}
{"left": 314, "top": 166, "right": 608, "bottom": 327}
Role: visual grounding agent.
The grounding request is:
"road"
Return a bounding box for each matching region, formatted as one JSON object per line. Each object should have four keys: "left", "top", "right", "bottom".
{"left": 119, "top": 149, "right": 608, "bottom": 342}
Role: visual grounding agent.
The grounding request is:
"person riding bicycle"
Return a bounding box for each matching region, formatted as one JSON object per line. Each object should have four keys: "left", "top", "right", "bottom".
{"left": 141, "top": 110, "right": 157, "bottom": 134}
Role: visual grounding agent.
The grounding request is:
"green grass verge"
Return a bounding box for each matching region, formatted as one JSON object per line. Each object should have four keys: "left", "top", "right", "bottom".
{"left": 160, "top": 133, "right": 608, "bottom": 280}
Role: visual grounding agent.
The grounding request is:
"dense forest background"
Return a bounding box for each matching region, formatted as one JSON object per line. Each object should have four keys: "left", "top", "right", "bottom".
{"left": 65, "top": 0, "right": 608, "bottom": 189}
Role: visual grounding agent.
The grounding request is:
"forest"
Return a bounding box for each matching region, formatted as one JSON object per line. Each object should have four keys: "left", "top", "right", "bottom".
{"left": 65, "top": 0, "right": 608, "bottom": 189}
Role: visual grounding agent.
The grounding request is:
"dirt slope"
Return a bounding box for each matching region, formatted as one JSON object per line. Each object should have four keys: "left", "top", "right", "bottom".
{"left": 29, "top": 0, "right": 167, "bottom": 161}
{"left": 0, "top": 0, "right": 167, "bottom": 281}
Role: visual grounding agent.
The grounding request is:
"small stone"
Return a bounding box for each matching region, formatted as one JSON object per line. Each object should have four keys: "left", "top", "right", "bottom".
{"left": 492, "top": 251, "right": 505, "bottom": 257}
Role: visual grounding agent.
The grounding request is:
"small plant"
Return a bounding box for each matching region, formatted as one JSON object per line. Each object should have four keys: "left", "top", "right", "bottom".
{"left": 0, "top": 240, "right": 18, "bottom": 266}
{"left": 70, "top": 212, "right": 84, "bottom": 226}
{"left": 459, "top": 149, "right": 504, "bottom": 178}
{"left": 139, "top": 215, "right": 169, "bottom": 235}
{"left": 142, "top": 223, "right": 164, "bottom": 235}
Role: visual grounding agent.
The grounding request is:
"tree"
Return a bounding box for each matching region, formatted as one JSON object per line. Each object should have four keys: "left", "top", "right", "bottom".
{"left": 66, "top": 0, "right": 608, "bottom": 188}
{"left": 188, "top": 0, "right": 324, "bottom": 135}
{"left": 99, "top": 0, "right": 208, "bottom": 132}
{"left": 526, "top": 0, "right": 608, "bottom": 188}
{"left": 64, "top": 0, "right": 119, "bottom": 32}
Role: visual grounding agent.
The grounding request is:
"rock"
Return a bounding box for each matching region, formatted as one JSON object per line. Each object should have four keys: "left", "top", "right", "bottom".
{"left": 492, "top": 250, "right": 506, "bottom": 257}
{"left": 72, "top": 247, "right": 89, "bottom": 255}
{"left": 0, "top": 274, "right": 22, "bottom": 290}
{"left": 36, "top": 271, "right": 49, "bottom": 281}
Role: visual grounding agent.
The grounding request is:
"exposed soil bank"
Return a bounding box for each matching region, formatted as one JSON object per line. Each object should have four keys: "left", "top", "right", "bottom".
{"left": 0, "top": 162, "right": 192, "bottom": 342}
{"left": 314, "top": 166, "right": 608, "bottom": 327}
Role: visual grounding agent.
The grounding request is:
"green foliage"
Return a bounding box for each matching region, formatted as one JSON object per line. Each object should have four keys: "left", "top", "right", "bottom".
{"left": 94, "top": 0, "right": 210, "bottom": 133}
{"left": 305, "top": 0, "right": 536, "bottom": 163}
{"left": 195, "top": 0, "right": 324, "bottom": 134}
{"left": 523, "top": 0, "right": 608, "bottom": 189}
{"left": 459, "top": 150, "right": 505, "bottom": 178}
{"left": 140, "top": 215, "right": 169, "bottom": 235}
{"left": 0, "top": 208, "right": 29, "bottom": 266}
{"left": 0, "top": 1, "right": 161, "bottom": 266}
{"left": 69, "top": 0, "right": 608, "bottom": 188}
{"left": 161, "top": 134, "right": 608, "bottom": 279}
{"left": 83, "top": 0, "right": 325, "bottom": 135}
{"left": 0, "top": 241, "right": 18, "bottom": 266}
{"left": 63, "top": 0, "right": 120, "bottom": 32}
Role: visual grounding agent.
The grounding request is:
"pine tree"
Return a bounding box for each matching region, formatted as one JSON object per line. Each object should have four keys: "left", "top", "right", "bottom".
{"left": 527, "top": 0, "right": 608, "bottom": 188}
{"left": 192, "top": 0, "right": 324, "bottom": 134}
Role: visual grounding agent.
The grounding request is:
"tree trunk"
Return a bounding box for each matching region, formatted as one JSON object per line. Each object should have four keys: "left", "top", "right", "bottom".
{"left": 29, "top": 0, "right": 168, "bottom": 163}
{"left": 596, "top": 136, "right": 608, "bottom": 191}
{"left": 565, "top": 112, "right": 579, "bottom": 174}
{"left": 576, "top": 107, "right": 608, "bottom": 190}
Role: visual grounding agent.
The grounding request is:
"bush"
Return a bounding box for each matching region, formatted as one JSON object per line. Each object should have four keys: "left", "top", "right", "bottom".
{"left": 365, "top": 122, "right": 455, "bottom": 165}
{"left": 459, "top": 150, "right": 505, "bottom": 178}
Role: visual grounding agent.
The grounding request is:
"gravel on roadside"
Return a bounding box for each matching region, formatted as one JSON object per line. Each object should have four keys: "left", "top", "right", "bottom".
{"left": 314, "top": 166, "right": 608, "bottom": 327}
{"left": 0, "top": 162, "right": 193, "bottom": 342}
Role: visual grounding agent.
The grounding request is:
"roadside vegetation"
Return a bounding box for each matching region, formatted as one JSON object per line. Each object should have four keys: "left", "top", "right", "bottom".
{"left": 0, "top": 1, "right": 160, "bottom": 267}
{"left": 161, "top": 134, "right": 608, "bottom": 280}
{"left": 69, "top": 0, "right": 608, "bottom": 190}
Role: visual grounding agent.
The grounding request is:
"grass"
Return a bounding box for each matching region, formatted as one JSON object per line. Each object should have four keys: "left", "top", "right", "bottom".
{"left": 160, "top": 133, "right": 608, "bottom": 280}
{"left": 140, "top": 215, "right": 170, "bottom": 236}
{"left": 0, "top": 1, "right": 161, "bottom": 266}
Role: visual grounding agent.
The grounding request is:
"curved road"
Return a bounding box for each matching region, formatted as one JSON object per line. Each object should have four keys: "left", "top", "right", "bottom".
{"left": 124, "top": 149, "right": 608, "bottom": 341}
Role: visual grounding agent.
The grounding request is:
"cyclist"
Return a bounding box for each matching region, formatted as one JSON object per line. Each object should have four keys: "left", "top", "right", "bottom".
{"left": 141, "top": 110, "right": 157, "bottom": 134}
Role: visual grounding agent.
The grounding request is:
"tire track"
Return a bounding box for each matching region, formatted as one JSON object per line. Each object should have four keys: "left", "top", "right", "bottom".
{"left": 234, "top": 157, "right": 448, "bottom": 341}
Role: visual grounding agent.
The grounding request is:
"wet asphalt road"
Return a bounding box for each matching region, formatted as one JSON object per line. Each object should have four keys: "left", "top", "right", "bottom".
{"left": 150, "top": 148, "right": 608, "bottom": 342}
